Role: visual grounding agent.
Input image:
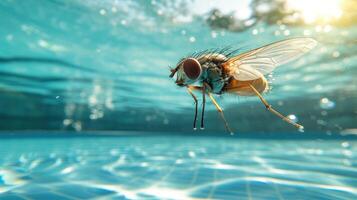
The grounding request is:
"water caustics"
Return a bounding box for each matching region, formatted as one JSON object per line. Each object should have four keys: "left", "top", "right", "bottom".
{"left": 0, "top": 136, "right": 357, "bottom": 199}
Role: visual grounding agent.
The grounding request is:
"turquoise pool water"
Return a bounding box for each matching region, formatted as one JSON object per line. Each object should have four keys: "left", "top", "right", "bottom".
{"left": 0, "top": 0, "right": 356, "bottom": 132}
{"left": 1, "top": 133, "right": 356, "bottom": 199}
{"left": 0, "top": 0, "right": 357, "bottom": 199}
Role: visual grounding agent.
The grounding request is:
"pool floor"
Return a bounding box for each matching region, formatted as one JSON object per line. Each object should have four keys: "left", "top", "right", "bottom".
{"left": 0, "top": 134, "right": 356, "bottom": 200}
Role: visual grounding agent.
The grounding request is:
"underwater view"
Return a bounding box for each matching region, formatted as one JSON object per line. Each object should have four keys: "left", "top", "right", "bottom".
{"left": 0, "top": 0, "right": 356, "bottom": 199}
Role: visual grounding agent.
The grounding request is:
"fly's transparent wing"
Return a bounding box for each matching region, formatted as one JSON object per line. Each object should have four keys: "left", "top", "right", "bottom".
{"left": 225, "top": 38, "right": 317, "bottom": 81}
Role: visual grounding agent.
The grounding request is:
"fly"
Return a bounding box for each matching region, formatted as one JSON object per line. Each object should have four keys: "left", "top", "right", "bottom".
{"left": 169, "top": 37, "right": 317, "bottom": 134}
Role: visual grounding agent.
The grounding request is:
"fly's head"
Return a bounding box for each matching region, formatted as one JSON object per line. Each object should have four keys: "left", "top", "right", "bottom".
{"left": 169, "top": 58, "right": 202, "bottom": 87}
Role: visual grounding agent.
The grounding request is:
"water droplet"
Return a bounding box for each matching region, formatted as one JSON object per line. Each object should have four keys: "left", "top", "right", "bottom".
{"left": 140, "top": 162, "right": 149, "bottom": 167}
{"left": 63, "top": 119, "right": 72, "bottom": 126}
{"left": 298, "top": 126, "right": 305, "bottom": 133}
{"left": 211, "top": 31, "right": 217, "bottom": 38}
{"left": 55, "top": 96, "right": 60, "bottom": 99}
{"left": 157, "top": 9, "right": 163, "bottom": 16}
{"left": 332, "top": 51, "right": 340, "bottom": 58}
{"left": 175, "top": 159, "right": 183, "bottom": 164}
{"left": 287, "top": 114, "right": 298, "bottom": 123}
{"left": 341, "top": 142, "right": 350, "bottom": 148}
{"left": 188, "top": 151, "right": 196, "bottom": 158}
{"left": 283, "top": 30, "right": 290, "bottom": 36}
{"left": 73, "top": 121, "right": 82, "bottom": 131}
{"left": 99, "top": 9, "right": 107, "bottom": 15}
{"left": 38, "top": 39, "right": 48, "bottom": 48}
{"left": 252, "top": 29, "right": 258, "bottom": 35}
{"left": 111, "top": 7, "right": 117, "bottom": 13}
{"left": 319, "top": 98, "right": 335, "bottom": 110}
{"left": 120, "top": 20, "right": 127, "bottom": 26}
{"left": 6, "top": 34, "right": 13, "bottom": 41}
{"left": 189, "top": 36, "right": 196, "bottom": 43}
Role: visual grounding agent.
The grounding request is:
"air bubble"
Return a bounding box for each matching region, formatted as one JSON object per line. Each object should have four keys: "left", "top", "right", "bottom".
{"left": 211, "top": 31, "right": 217, "bottom": 38}
{"left": 319, "top": 98, "right": 335, "bottom": 110}
{"left": 287, "top": 114, "right": 298, "bottom": 123}
{"left": 252, "top": 29, "right": 258, "bottom": 35}
{"left": 121, "top": 20, "right": 127, "bottom": 26}
{"left": 332, "top": 51, "right": 340, "bottom": 58}
{"left": 188, "top": 151, "right": 196, "bottom": 158}
{"left": 111, "top": 7, "right": 117, "bottom": 13}
{"left": 189, "top": 36, "right": 196, "bottom": 43}
{"left": 341, "top": 142, "right": 350, "bottom": 148}
{"left": 99, "top": 9, "right": 107, "bottom": 15}
{"left": 284, "top": 30, "right": 290, "bottom": 36}
{"left": 298, "top": 126, "right": 305, "bottom": 133}
{"left": 6, "top": 34, "right": 13, "bottom": 41}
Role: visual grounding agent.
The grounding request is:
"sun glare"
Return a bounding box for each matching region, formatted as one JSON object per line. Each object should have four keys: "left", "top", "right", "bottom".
{"left": 287, "top": 0, "right": 343, "bottom": 24}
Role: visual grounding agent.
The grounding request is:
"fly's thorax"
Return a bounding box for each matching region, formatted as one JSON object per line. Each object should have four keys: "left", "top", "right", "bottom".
{"left": 197, "top": 53, "right": 227, "bottom": 64}
{"left": 200, "top": 61, "right": 228, "bottom": 94}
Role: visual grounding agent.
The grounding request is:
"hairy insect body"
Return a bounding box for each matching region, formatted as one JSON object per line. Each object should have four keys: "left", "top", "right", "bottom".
{"left": 200, "top": 61, "right": 226, "bottom": 94}
{"left": 223, "top": 75, "right": 268, "bottom": 96}
{"left": 170, "top": 38, "right": 317, "bottom": 132}
{"left": 198, "top": 55, "right": 268, "bottom": 95}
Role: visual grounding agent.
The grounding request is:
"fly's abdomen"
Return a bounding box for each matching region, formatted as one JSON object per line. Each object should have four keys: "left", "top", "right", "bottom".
{"left": 224, "top": 76, "right": 268, "bottom": 96}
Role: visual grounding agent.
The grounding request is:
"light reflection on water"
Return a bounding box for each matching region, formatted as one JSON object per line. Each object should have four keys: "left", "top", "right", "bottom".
{"left": 0, "top": 135, "right": 356, "bottom": 199}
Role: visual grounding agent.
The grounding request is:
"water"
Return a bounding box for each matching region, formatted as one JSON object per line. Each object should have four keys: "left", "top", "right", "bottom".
{"left": 1, "top": 134, "right": 356, "bottom": 200}
{"left": 0, "top": 0, "right": 357, "bottom": 199}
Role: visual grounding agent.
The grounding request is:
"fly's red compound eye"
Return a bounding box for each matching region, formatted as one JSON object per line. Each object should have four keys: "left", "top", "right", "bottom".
{"left": 182, "top": 58, "right": 202, "bottom": 80}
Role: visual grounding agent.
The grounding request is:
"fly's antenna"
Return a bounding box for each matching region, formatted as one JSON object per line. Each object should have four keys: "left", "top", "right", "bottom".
{"left": 169, "top": 66, "right": 179, "bottom": 78}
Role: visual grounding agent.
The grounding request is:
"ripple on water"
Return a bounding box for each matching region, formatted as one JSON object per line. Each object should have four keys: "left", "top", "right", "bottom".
{"left": 0, "top": 137, "right": 356, "bottom": 199}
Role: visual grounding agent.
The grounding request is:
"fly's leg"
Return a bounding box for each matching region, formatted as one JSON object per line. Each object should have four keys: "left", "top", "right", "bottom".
{"left": 248, "top": 84, "right": 304, "bottom": 130}
{"left": 200, "top": 83, "right": 206, "bottom": 130}
{"left": 186, "top": 87, "right": 198, "bottom": 130}
{"left": 208, "top": 93, "right": 234, "bottom": 134}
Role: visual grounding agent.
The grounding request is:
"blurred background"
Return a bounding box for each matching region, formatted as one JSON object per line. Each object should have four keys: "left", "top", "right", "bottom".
{"left": 0, "top": 0, "right": 356, "bottom": 135}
